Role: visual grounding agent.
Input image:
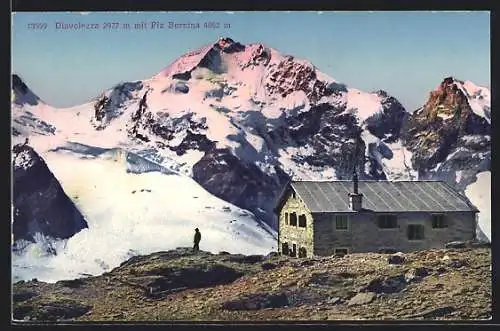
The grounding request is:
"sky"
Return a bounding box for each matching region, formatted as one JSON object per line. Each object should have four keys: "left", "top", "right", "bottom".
{"left": 12, "top": 11, "right": 490, "bottom": 111}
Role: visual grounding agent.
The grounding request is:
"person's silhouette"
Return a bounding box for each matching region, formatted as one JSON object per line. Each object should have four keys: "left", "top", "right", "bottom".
{"left": 193, "top": 228, "right": 201, "bottom": 253}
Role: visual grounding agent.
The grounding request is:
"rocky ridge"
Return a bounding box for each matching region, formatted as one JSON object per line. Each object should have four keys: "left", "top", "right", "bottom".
{"left": 12, "top": 247, "right": 491, "bottom": 321}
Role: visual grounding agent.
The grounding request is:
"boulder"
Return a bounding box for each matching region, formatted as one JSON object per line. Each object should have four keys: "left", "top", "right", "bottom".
{"left": 388, "top": 252, "right": 406, "bottom": 265}
{"left": 405, "top": 267, "right": 430, "bottom": 283}
{"left": 144, "top": 264, "right": 244, "bottom": 292}
{"left": 348, "top": 292, "right": 377, "bottom": 306}
{"left": 361, "top": 274, "right": 407, "bottom": 294}
{"left": 447, "top": 259, "right": 468, "bottom": 269}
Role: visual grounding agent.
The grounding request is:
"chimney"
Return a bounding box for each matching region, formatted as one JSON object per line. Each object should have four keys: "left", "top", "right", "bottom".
{"left": 349, "top": 175, "right": 363, "bottom": 211}
{"left": 353, "top": 170, "right": 358, "bottom": 194}
{"left": 349, "top": 138, "right": 363, "bottom": 211}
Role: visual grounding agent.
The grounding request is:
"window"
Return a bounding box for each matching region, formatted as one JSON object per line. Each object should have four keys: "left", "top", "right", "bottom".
{"left": 292, "top": 192, "right": 296, "bottom": 199}
{"left": 290, "top": 213, "right": 297, "bottom": 226}
{"left": 432, "top": 214, "right": 447, "bottom": 228}
{"left": 290, "top": 244, "right": 297, "bottom": 257}
{"left": 378, "top": 215, "right": 398, "bottom": 229}
{"left": 298, "top": 215, "right": 307, "bottom": 228}
{"left": 298, "top": 247, "right": 307, "bottom": 258}
{"left": 281, "top": 242, "right": 289, "bottom": 255}
{"left": 335, "top": 248, "right": 349, "bottom": 256}
{"left": 284, "top": 213, "right": 289, "bottom": 225}
{"left": 335, "top": 215, "right": 349, "bottom": 230}
{"left": 407, "top": 224, "right": 425, "bottom": 240}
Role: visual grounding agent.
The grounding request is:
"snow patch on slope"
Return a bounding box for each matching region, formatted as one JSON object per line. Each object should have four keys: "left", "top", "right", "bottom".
{"left": 277, "top": 145, "right": 337, "bottom": 180}
{"left": 13, "top": 149, "right": 35, "bottom": 170}
{"left": 383, "top": 141, "right": 417, "bottom": 180}
{"left": 346, "top": 89, "right": 383, "bottom": 123}
{"left": 464, "top": 171, "right": 491, "bottom": 242}
{"left": 456, "top": 81, "right": 491, "bottom": 123}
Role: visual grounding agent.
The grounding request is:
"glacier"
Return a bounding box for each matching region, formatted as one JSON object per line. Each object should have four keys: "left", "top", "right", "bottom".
{"left": 12, "top": 141, "right": 276, "bottom": 283}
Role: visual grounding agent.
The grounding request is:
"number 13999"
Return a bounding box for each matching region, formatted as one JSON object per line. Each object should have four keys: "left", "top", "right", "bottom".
{"left": 27, "top": 23, "right": 48, "bottom": 30}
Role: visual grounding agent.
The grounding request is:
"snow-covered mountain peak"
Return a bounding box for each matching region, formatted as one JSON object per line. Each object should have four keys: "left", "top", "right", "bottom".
{"left": 402, "top": 76, "right": 490, "bottom": 191}
{"left": 412, "top": 76, "right": 490, "bottom": 124}
{"left": 151, "top": 37, "right": 336, "bottom": 101}
{"left": 430, "top": 77, "right": 490, "bottom": 121}
{"left": 154, "top": 37, "right": 252, "bottom": 79}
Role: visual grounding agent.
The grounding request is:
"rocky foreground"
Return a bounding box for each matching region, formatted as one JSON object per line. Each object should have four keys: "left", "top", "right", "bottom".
{"left": 12, "top": 247, "right": 491, "bottom": 321}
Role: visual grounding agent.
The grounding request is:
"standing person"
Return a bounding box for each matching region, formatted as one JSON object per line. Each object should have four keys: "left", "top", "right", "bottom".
{"left": 193, "top": 228, "right": 201, "bottom": 253}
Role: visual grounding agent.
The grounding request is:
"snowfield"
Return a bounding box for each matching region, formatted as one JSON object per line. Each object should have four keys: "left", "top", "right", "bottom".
{"left": 12, "top": 142, "right": 276, "bottom": 283}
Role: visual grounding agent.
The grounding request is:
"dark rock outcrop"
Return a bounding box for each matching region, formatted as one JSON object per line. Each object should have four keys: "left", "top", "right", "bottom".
{"left": 365, "top": 90, "right": 409, "bottom": 143}
{"left": 13, "top": 298, "right": 91, "bottom": 321}
{"left": 405, "top": 267, "right": 430, "bottom": 283}
{"left": 145, "top": 264, "right": 244, "bottom": 295}
{"left": 192, "top": 148, "right": 287, "bottom": 228}
{"left": 92, "top": 81, "right": 143, "bottom": 129}
{"left": 12, "top": 144, "right": 88, "bottom": 243}
{"left": 12, "top": 74, "right": 41, "bottom": 106}
{"left": 360, "top": 275, "right": 407, "bottom": 294}
{"left": 388, "top": 253, "right": 406, "bottom": 265}
{"left": 265, "top": 55, "right": 329, "bottom": 103}
{"left": 13, "top": 290, "right": 38, "bottom": 303}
